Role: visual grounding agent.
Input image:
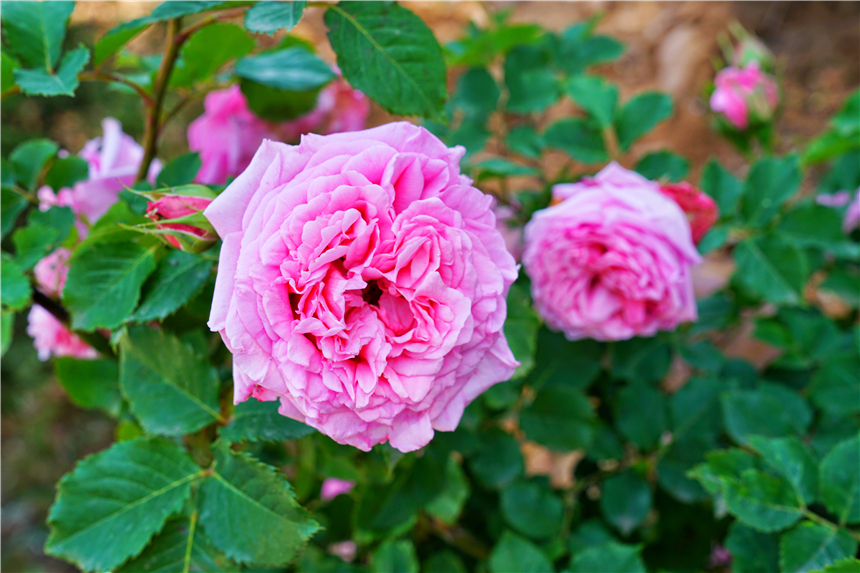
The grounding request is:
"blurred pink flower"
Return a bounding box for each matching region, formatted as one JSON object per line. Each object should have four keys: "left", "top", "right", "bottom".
{"left": 27, "top": 305, "right": 98, "bottom": 361}
{"left": 321, "top": 478, "right": 355, "bottom": 501}
{"left": 33, "top": 248, "right": 71, "bottom": 297}
{"left": 710, "top": 62, "right": 779, "bottom": 130}
{"left": 328, "top": 541, "right": 357, "bottom": 562}
{"left": 279, "top": 78, "right": 370, "bottom": 142}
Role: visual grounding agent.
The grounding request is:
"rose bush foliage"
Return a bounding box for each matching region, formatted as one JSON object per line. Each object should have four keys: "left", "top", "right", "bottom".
{"left": 1, "top": 3, "right": 858, "bottom": 573}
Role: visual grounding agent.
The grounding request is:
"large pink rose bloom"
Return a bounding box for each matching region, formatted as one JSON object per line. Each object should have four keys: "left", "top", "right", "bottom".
{"left": 523, "top": 163, "right": 701, "bottom": 342}
{"left": 205, "top": 122, "right": 518, "bottom": 452}
{"left": 710, "top": 62, "right": 779, "bottom": 130}
{"left": 38, "top": 118, "right": 158, "bottom": 227}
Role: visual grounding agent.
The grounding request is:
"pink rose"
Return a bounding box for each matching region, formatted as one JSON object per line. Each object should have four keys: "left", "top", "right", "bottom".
{"left": 279, "top": 78, "right": 370, "bottom": 143}
{"left": 33, "top": 248, "right": 71, "bottom": 297}
{"left": 710, "top": 62, "right": 779, "bottom": 130}
{"left": 320, "top": 478, "right": 355, "bottom": 501}
{"left": 657, "top": 182, "right": 719, "bottom": 243}
{"left": 817, "top": 188, "right": 860, "bottom": 234}
{"left": 205, "top": 121, "right": 518, "bottom": 452}
{"left": 523, "top": 163, "right": 701, "bottom": 342}
{"left": 145, "top": 194, "right": 216, "bottom": 252}
{"left": 38, "top": 118, "right": 159, "bottom": 228}
{"left": 27, "top": 305, "right": 98, "bottom": 361}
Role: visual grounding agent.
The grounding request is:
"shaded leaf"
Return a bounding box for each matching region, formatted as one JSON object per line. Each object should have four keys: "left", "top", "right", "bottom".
{"left": 520, "top": 385, "right": 594, "bottom": 451}
{"left": 740, "top": 155, "right": 802, "bottom": 227}
{"left": 488, "top": 531, "right": 553, "bottom": 573}
{"left": 501, "top": 480, "right": 563, "bottom": 539}
{"left": 129, "top": 250, "right": 212, "bottom": 323}
{"left": 601, "top": 471, "right": 652, "bottom": 536}
{"left": 55, "top": 357, "right": 121, "bottom": 416}
{"left": 371, "top": 540, "right": 418, "bottom": 573}
{"left": 543, "top": 118, "right": 607, "bottom": 164}
{"left": 220, "top": 399, "right": 315, "bottom": 443}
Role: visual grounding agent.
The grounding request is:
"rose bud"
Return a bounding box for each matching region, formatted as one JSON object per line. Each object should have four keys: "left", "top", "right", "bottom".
{"left": 658, "top": 182, "right": 719, "bottom": 244}
{"left": 710, "top": 62, "right": 779, "bottom": 130}
{"left": 146, "top": 192, "right": 217, "bottom": 253}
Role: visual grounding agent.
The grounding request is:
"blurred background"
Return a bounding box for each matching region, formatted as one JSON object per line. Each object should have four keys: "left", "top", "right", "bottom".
{"left": 2, "top": 2, "right": 858, "bottom": 571}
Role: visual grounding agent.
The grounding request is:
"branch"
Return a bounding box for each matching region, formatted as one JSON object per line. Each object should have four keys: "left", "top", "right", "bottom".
{"left": 79, "top": 71, "right": 155, "bottom": 107}
{"left": 1, "top": 85, "right": 21, "bottom": 100}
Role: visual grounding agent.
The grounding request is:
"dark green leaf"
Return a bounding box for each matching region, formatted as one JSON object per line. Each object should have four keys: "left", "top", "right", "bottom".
{"left": 721, "top": 383, "right": 812, "bottom": 445}
{"left": 1, "top": 1, "right": 74, "bottom": 70}
{"left": 235, "top": 47, "right": 335, "bottom": 92}
{"left": 425, "top": 456, "right": 469, "bottom": 525}
{"left": 635, "top": 150, "right": 689, "bottom": 182}
{"left": 780, "top": 522, "right": 858, "bottom": 573}
{"left": 779, "top": 202, "right": 846, "bottom": 249}
{"left": 657, "top": 439, "right": 710, "bottom": 503}
{"left": 501, "top": 480, "right": 563, "bottom": 539}
{"left": 488, "top": 531, "right": 553, "bottom": 573}
{"left": 701, "top": 157, "right": 743, "bottom": 218}
{"left": 734, "top": 233, "right": 809, "bottom": 305}
{"left": 567, "top": 519, "right": 616, "bottom": 554}
{"left": 239, "top": 77, "right": 321, "bottom": 122}
{"left": 120, "top": 326, "right": 222, "bottom": 436}
{"left": 740, "top": 155, "right": 802, "bottom": 227}
{"left": 748, "top": 436, "right": 818, "bottom": 505}
{"left": 614, "top": 384, "right": 668, "bottom": 451}
{"left": 469, "top": 429, "right": 524, "bottom": 489}
{"left": 821, "top": 265, "right": 860, "bottom": 307}
{"left": 1, "top": 186, "right": 28, "bottom": 240}
{"left": 10, "top": 138, "right": 59, "bottom": 190}
{"left": 601, "top": 471, "right": 652, "bottom": 536}
{"left": 504, "top": 44, "right": 560, "bottom": 114}
{"left": 55, "top": 357, "right": 121, "bottom": 416}
{"left": 198, "top": 444, "right": 320, "bottom": 566}
{"left": 543, "top": 118, "right": 607, "bottom": 164}
{"left": 568, "top": 541, "right": 646, "bottom": 573}
{"left": 371, "top": 540, "right": 418, "bottom": 573}
{"left": 453, "top": 67, "right": 499, "bottom": 117}
{"left": 115, "top": 518, "right": 231, "bottom": 573}
{"left": 63, "top": 241, "right": 158, "bottom": 331}
{"left": 610, "top": 336, "right": 671, "bottom": 384}
{"left": 357, "top": 454, "right": 445, "bottom": 531}
{"left": 565, "top": 74, "right": 618, "bottom": 128}
{"left": 44, "top": 156, "right": 88, "bottom": 192}
{"left": 670, "top": 376, "right": 722, "bottom": 444}
{"left": 810, "top": 356, "right": 860, "bottom": 418}
{"left": 156, "top": 152, "right": 202, "bottom": 188}
{"left": 171, "top": 23, "right": 254, "bottom": 87}
{"left": 129, "top": 250, "right": 211, "bottom": 323}
{"left": 423, "top": 550, "right": 467, "bottom": 573}
{"left": 723, "top": 469, "right": 804, "bottom": 532}
{"left": 820, "top": 435, "right": 860, "bottom": 525}
{"left": 506, "top": 125, "right": 544, "bottom": 159}
{"left": 45, "top": 438, "right": 201, "bottom": 573}
{"left": 15, "top": 46, "right": 90, "bottom": 97}
{"left": 1, "top": 253, "right": 30, "bottom": 311}
{"left": 325, "top": 2, "right": 447, "bottom": 118}
{"left": 520, "top": 385, "right": 594, "bottom": 451}
{"left": 528, "top": 326, "right": 603, "bottom": 391}
{"left": 220, "top": 399, "right": 314, "bottom": 443}
{"left": 725, "top": 522, "right": 780, "bottom": 573}
{"left": 689, "top": 448, "right": 759, "bottom": 496}
{"left": 474, "top": 158, "right": 540, "bottom": 179}
{"left": 556, "top": 24, "right": 624, "bottom": 75}
{"left": 446, "top": 117, "right": 490, "bottom": 161}
{"left": 615, "top": 92, "right": 672, "bottom": 151}
{"left": 504, "top": 282, "right": 539, "bottom": 381}
{"left": 12, "top": 206, "right": 74, "bottom": 270}
{"left": 245, "top": 0, "right": 306, "bottom": 34}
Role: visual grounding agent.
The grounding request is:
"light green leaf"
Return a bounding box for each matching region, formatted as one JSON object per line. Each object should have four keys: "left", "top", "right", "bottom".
{"left": 245, "top": 0, "right": 306, "bottom": 34}
{"left": 725, "top": 522, "right": 780, "bottom": 573}
{"left": 740, "top": 155, "right": 802, "bottom": 227}
{"left": 115, "top": 518, "right": 231, "bottom": 573}
{"left": 371, "top": 540, "right": 418, "bottom": 573}
{"left": 469, "top": 429, "right": 524, "bottom": 489}
{"left": 734, "top": 233, "right": 809, "bottom": 305}
{"left": 489, "top": 531, "right": 553, "bottom": 573}
{"left": 615, "top": 92, "right": 672, "bottom": 151}
{"left": 635, "top": 150, "right": 690, "bottom": 182}
{"left": 10, "top": 138, "right": 59, "bottom": 190}
{"left": 15, "top": 46, "right": 90, "bottom": 97}
{"left": 1, "top": 1, "right": 75, "bottom": 70}
{"left": 55, "top": 357, "right": 121, "bottom": 416}
{"left": 780, "top": 522, "right": 858, "bottom": 573}
{"left": 94, "top": 22, "right": 149, "bottom": 66}
{"left": 520, "top": 385, "right": 594, "bottom": 451}
{"left": 701, "top": 157, "right": 743, "bottom": 217}
{"left": 721, "top": 383, "right": 812, "bottom": 445}
{"left": 474, "top": 158, "right": 540, "bottom": 179}
{"left": 45, "top": 438, "right": 201, "bottom": 573}
{"left": 63, "top": 241, "right": 158, "bottom": 331}
{"left": 565, "top": 74, "right": 618, "bottom": 129}
{"left": 819, "top": 435, "right": 860, "bottom": 525}
{"left": 815, "top": 558, "right": 860, "bottom": 573}
{"left": 425, "top": 456, "right": 470, "bottom": 525}
{"left": 198, "top": 444, "right": 320, "bottom": 566}
{"left": 220, "top": 399, "right": 314, "bottom": 443}
{"left": 1, "top": 50, "right": 20, "bottom": 91}
{"left": 543, "top": 118, "right": 607, "bottom": 164}
{"left": 325, "top": 2, "right": 447, "bottom": 119}
{"left": 748, "top": 435, "right": 818, "bottom": 505}
{"left": 568, "top": 541, "right": 646, "bottom": 573}
{"left": 601, "top": 471, "right": 652, "bottom": 536}
{"left": 1, "top": 253, "right": 30, "bottom": 311}
{"left": 614, "top": 384, "right": 668, "bottom": 451}
{"left": 171, "top": 23, "right": 254, "bottom": 87}
{"left": 501, "top": 480, "right": 563, "bottom": 539}
{"left": 724, "top": 469, "right": 804, "bottom": 532}
{"left": 129, "top": 250, "right": 211, "bottom": 323}
{"left": 120, "top": 326, "right": 222, "bottom": 436}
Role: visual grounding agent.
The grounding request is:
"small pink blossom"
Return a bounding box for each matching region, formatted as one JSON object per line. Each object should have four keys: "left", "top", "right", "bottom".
{"left": 27, "top": 305, "right": 98, "bottom": 361}
{"left": 328, "top": 541, "right": 357, "bottom": 563}
{"left": 710, "top": 62, "right": 779, "bottom": 130}
{"left": 320, "top": 478, "right": 355, "bottom": 501}
{"left": 33, "top": 248, "right": 71, "bottom": 297}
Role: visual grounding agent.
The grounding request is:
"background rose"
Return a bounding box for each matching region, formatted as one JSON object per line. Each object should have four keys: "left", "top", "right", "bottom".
{"left": 33, "top": 248, "right": 71, "bottom": 298}
{"left": 658, "top": 182, "right": 719, "bottom": 243}
{"left": 523, "top": 163, "right": 701, "bottom": 341}
{"left": 205, "top": 121, "right": 518, "bottom": 452}
{"left": 710, "top": 62, "right": 779, "bottom": 129}
{"left": 320, "top": 478, "right": 355, "bottom": 501}
{"left": 278, "top": 77, "right": 370, "bottom": 143}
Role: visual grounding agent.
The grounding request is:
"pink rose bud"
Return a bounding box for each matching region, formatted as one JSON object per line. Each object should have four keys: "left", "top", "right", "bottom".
{"left": 27, "top": 305, "right": 98, "bottom": 361}
{"left": 33, "top": 248, "right": 72, "bottom": 297}
{"left": 523, "top": 163, "right": 701, "bottom": 342}
{"left": 657, "top": 182, "right": 719, "bottom": 244}
{"left": 146, "top": 194, "right": 216, "bottom": 252}
{"left": 710, "top": 62, "right": 779, "bottom": 130}
{"left": 320, "top": 478, "right": 355, "bottom": 501}
{"left": 204, "top": 122, "right": 518, "bottom": 453}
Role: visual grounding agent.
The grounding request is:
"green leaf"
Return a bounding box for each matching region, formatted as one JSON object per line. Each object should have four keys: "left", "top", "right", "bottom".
{"left": 821, "top": 265, "right": 860, "bottom": 308}
{"left": 424, "top": 550, "right": 468, "bottom": 573}
{"left": 815, "top": 558, "right": 860, "bottom": 573}
{"left": 657, "top": 439, "right": 710, "bottom": 503}
{"left": 543, "top": 118, "right": 607, "bottom": 164}
{"left": 63, "top": 241, "right": 158, "bottom": 331}
{"left": 1, "top": 50, "right": 20, "bottom": 91}
{"left": 740, "top": 155, "right": 803, "bottom": 227}
{"left": 781, "top": 523, "right": 858, "bottom": 573}
{"left": 520, "top": 385, "right": 594, "bottom": 451}
{"left": 155, "top": 152, "right": 202, "bottom": 188}
{"left": 198, "top": 444, "right": 320, "bottom": 566}
{"left": 503, "top": 282, "right": 539, "bottom": 381}
{"left": 120, "top": 326, "right": 222, "bottom": 436}
{"left": 235, "top": 46, "right": 335, "bottom": 93}
{"left": 689, "top": 448, "right": 759, "bottom": 496}
{"left": 78, "top": 201, "right": 151, "bottom": 248}
{"left": 12, "top": 206, "right": 74, "bottom": 270}
{"left": 565, "top": 74, "right": 618, "bottom": 129}
{"left": 748, "top": 436, "right": 818, "bottom": 505}
{"left": 220, "top": 399, "right": 314, "bottom": 443}
{"left": 171, "top": 23, "right": 254, "bottom": 87}
{"left": 474, "top": 158, "right": 540, "bottom": 179}
{"left": 453, "top": 67, "right": 499, "bottom": 117}
{"left": 701, "top": 157, "right": 743, "bottom": 217}
{"left": 425, "top": 456, "right": 469, "bottom": 525}
{"left": 371, "top": 540, "right": 418, "bottom": 573}
{"left": 610, "top": 337, "right": 671, "bottom": 384}
{"left": 244, "top": 0, "right": 306, "bottom": 34}
{"left": 819, "top": 435, "right": 860, "bottom": 525}
{"left": 488, "top": 531, "right": 553, "bottom": 573}
{"left": 734, "top": 234, "right": 809, "bottom": 305}
{"left": 115, "top": 518, "right": 231, "bottom": 573}
{"left": 504, "top": 44, "right": 560, "bottom": 114}
{"left": 239, "top": 76, "right": 321, "bottom": 123}
{"left": 721, "top": 383, "right": 812, "bottom": 445}
{"left": 725, "top": 522, "right": 780, "bottom": 573}
{"left": 1, "top": 1, "right": 74, "bottom": 70}
{"left": 568, "top": 541, "right": 646, "bottom": 573}
{"left": 1, "top": 310, "right": 13, "bottom": 356}
{"left": 325, "top": 2, "right": 447, "bottom": 118}
{"left": 804, "top": 130, "right": 860, "bottom": 166}
{"left": 601, "top": 471, "right": 652, "bottom": 536}
{"left": 556, "top": 24, "right": 624, "bottom": 75}
{"left": 779, "top": 202, "right": 846, "bottom": 250}
{"left": 833, "top": 89, "right": 860, "bottom": 135}
{"left": 10, "top": 138, "right": 59, "bottom": 190}
{"left": 44, "top": 155, "right": 88, "bottom": 192}
{"left": 810, "top": 357, "right": 860, "bottom": 418}
{"left": 614, "top": 384, "right": 668, "bottom": 451}
{"left": 1, "top": 253, "right": 30, "bottom": 311}
{"left": 468, "top": 429, "right": 524, "bottom": 489}
{"left": 94, "top": 22, "right": 149, "bottom": 67}
{"left": 506, "top": 125, "right": 544, "bottom": 159}
{"left": 635, "top": 150, "right": 689, "bottom": 182}
{"left": 129, "top": 250, "right": 211, "bottom": 323}
{"left": 15, "top": 46, "right": 90, "bottom": 97}
{"left": 527, "top": 326, "right": 603, "bottom": 391}
{"left": 723, "top": 469, "right": 804, "bottom": 532}
{"left": 1, "top": 186, "right": 28, "bottom": 240}
{"left": 500, "top": 480, "right": 563, "bottom": 539}
{"left": 55, "top": 357, "right": 121, "bottom": 416}
{"left": 45, "top": 438, "right": 201, "bottom": 572}
{"left": 447, "top": 117, "right": 490, "bottom": 161}
{"left": 615, "top": 92, "right": 673, "bottom": 151}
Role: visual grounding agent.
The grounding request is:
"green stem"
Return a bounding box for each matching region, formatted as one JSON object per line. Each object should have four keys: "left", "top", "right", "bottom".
{"left": 804, "top": 510, "right": 860, "bottom": 542}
